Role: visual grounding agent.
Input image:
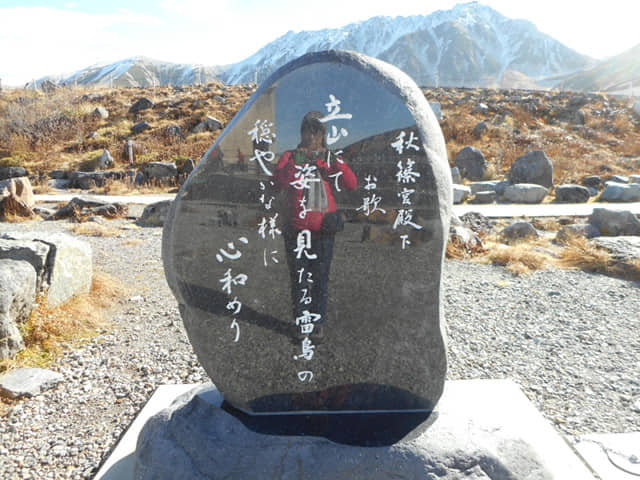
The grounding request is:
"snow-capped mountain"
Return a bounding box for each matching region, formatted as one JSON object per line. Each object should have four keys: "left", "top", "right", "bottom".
{"left": 551, "top": 43, "right": 640, "bottom": 95}
{"left": 48, "top": 56, "right": 224, "bottom": 88}
{"left": 35, "top": 3, "right": 599, "bottom": 90}
{"left": 220, "top": 2, "right": 595, "bottom": 87}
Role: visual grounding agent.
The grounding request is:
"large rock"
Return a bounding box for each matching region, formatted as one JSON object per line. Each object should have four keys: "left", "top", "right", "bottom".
{"left": 92, "top": 106, "right": 109, "bottom": 119}
{"left": 599, "top": 182, "right": 640, "bottom": 202}
{"left": 69, "top": 170, "right": 127, "bottom": 189}
{"left": 0, "top": 166, "right": 28, "bottom": 180}
{"left": 163, "top": 50, "right": 450, "bottom": 417}
{"left": 1, "top": 232, "right": 92, "bottom": 306}
{"left": 129, "top": 97, "right": 154, "bottom": 113}
{"left": 192, "top": 116, "right": 224, "bottom": 133}
{"left": 504, "top": 183, "right": 548, "bottom": 204}
{"left": 0, "top": 176, "right": 35, "bottom": 207}
{"left": 137, "top": 200, "right": 172, "bottom": 227}
{"left": 502, "top": 222, "right": 539, "bottom": 241}
{"left": 470, "top": 191, "right": 496, "bottom": 204}
{"left": 555, "top": 184, "right": 590, "bottom": 203}
{"left": 469, "top": 180, "right": 498, "bottom": 194}
{"left": 93, "top": 149, "right": 114, "bottom": 170}
{"left": 555, "top": 224, "right": 601, "bottom": 243}
{"left": 593, "top": 236, "right": 640, "bottom": 261}
{"left": 132, "top": 121, "right": 152, "bottom": 134}
{"left": 141, "top": 162, "right": 178, "bottom": 182}
{"left": 0, "top": 238, "right": 50, "bottom": 290}
{"left": 0, "top": 367, "right": 63, "bottom": 398}
{"left": 588, "top": 208, "right": 640, "bottom": 236}
{"left": 509, "top": 150, "right": 554, "bottom": 188}
{"left": 453, "top": 184, "right": 471, "bottom": 204}
{"left": 0, "top": 259, "right": 36, "bottom": 360}
{"left": 454, "top": 146, "right": 487, "bottom": 181}
{"left": 134, "top": 381, "right": 595, "bottom": 480}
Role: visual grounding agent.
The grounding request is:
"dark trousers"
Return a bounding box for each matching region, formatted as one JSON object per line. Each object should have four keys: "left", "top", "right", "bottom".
{"left": 283, "top": 230, "right": 335, "bottom": 324}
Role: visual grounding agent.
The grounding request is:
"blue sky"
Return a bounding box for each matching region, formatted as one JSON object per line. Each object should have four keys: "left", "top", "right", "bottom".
{"left": 1, "top": 0, "right": 638, "bottom": 86}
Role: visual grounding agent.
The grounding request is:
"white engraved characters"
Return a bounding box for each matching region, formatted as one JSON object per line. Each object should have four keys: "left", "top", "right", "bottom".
{"left": 319, "top": 94, "right": 352, "bottom": 146}
{"left": 217, "top": 236, "right": 251, "bottom": 343}
{"left": 248, "top": 120, "right": 277, "bottom": 176}
{"left": 390, "top": 131, "right": 423, "bottom": 249}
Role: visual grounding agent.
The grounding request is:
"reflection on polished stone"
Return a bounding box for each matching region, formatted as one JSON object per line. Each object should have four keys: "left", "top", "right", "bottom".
{"left": 163, "top": 50, "right": 452, "bottom": 419}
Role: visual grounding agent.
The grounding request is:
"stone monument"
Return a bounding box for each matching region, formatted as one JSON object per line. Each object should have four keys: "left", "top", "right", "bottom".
{"left": 128, "top": 50, "right": 596, "bottom": 480}
{"left": 162, "top": 49, "right": 451, "bottom": 421}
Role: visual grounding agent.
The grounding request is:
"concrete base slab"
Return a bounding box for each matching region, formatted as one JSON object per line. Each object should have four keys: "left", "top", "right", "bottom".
{"left": 94, "top": 384, "right": 197, "bottom": 480}
{"left": 95, "top": 379, "right": 596, "bottom": 480}
{"left": 571, "top": 433, "right": 640, "bottom": 480}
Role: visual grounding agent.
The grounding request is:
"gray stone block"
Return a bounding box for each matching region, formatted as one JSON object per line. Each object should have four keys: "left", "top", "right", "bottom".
{"left": 0, "top": 259, "right": 36, "bottom": 360}
{"left": 555, "top": 184, "right": 590, "bottom": 203}
{"left": 504, "top": 184, "right": 548, "bottom": 204}
{"left": 132, "top": 380, "right": 596, "bottom": 480}
{"left": 509, "top": 150, "right": 553, "bottom": 188}
{"left": 588, "top": 208, "right": 640, "bottom": 236}
{"left": 1, "top": 232, "right": 92, "bottom": 306}
{"left": 453, "top": 185, "right": 471, "bottom": 204}
{"left": 0, "top": 367, "right": 63, "bottom": 398}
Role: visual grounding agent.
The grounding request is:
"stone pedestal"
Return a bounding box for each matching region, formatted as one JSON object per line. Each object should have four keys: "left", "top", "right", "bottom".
{"left": 94, "top": 380, "right": 596, "bottom": 480}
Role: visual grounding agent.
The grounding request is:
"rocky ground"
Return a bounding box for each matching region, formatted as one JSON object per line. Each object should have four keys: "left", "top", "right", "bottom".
{"left": 0, "top": 217, "right": 639, "bottom": 479}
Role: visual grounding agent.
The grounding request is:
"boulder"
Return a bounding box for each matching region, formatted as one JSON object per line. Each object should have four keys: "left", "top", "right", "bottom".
{"left": 588, "top": 208, "right": 640, "bottom": 236}
{"left": 141, "top": 162, "right": 178, "bottom": 182}
{"left": 50, "top": 196, "right": 127, "bottom": 220}
{"left": 163, "top": 125, "right": 183, "bottom": 139}
{"left": 555, "top": 184, "right": 590, "bottom": 203}
{"left": 137, "top": 200, "right": 173, "bottom": 227}
{"left": 178, "top": 158, "right": 196, "bottom": 176}
{"left": 429, "top": 102, "right": 442, "bottom": 121}
{"left": 509, "top": 150, "right": 553, "bottom": 188}
{"left": 469, "top": 181, "right": 498, "bottom": 195}
{"left": 1, "top": 232, "right": 92, "bottom": 306}
{"left": 555, "top": 224, "right": 601, "bottom": 243}
{"left": 473, "top": 121, "right": 488, "bottom": 138}
{"left": 0, "top": 259, "right": 36, "bottom": 360}
{"left": 47, "top": 179, "right": 71, "bottom": 190}
{"left": 610, "top": 175, "right": 629, "bottom": 184}
{"left": 600, "top": 182, "right": 640, "bottom": 202}
{"left": 94, "top": 149, "right": 114, "bottom": 170}
{"left": 93, "top": 106, "right": 109, "bottom": 119}
{"left": 450, "top": 167, "right": 461, "bottom": 185}
{"left": 69, "top": 170, "right": 128, "bottom": 189}
{"left": 502, "top": 222, "right": 539, "bottom": 241}
{"left": 192, "top": 116, "right": 224, "bottom": 133}
{"left": 49, "top": 169, "right": 69, "bottom": 180}
{"left": 582, "top": 176, "right": 601, "bottom": 190}
{"left": 593, "top": 236, "right": 640, "bottom": 261}
{"left": 504, "top": 184, "right": 548, "bottom": 204}
{"left": 459, "top": 211, "right": 496, "bottom": 234}
{"left": 495, "top": 180, "right": 510, "bottom": 196}
{"left": 0, "top": 368, "right": 63, "bottom": 398}
{"left": 129, "top": 97, "right": 154, "bottom": 113}
{"left": 0, "top": 176, "right": 35, "bottom": 207}
{"left": 132, "top": 121, "right": 152, "bottom": 134}
{"left": 0, "top": 238, "right": 50, "bottom": 290}
{"left": 470, "top": 191, "right": 496, "bottom": 204}
{"left": 449, "top": 225, "right": 483, "bottom": 250}
{"left": 135, "top": 382, "right": 588, "bottom": 480}
{"left": 454, "top": 146, "right": 487, "bottom": 181}
{"left": 452, "top": 185, "right": 470, "bottom": 204}
{"left": 0, "top": 166, "right": 28, "bottom": 180}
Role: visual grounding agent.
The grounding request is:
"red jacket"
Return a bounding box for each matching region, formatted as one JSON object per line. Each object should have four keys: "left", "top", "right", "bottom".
{"left": 274, "top": 149, "right": 357, "bottom": 231}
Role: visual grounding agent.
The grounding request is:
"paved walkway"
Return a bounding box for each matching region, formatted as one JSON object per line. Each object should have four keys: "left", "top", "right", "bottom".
{"left": 34, "top": 194, "right": 640, "bottom": 218}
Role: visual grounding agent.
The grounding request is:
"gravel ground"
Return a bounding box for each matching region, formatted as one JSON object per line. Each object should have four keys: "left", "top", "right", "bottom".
{"left": 0, "top": 217, "right": 639, "bottom": 479}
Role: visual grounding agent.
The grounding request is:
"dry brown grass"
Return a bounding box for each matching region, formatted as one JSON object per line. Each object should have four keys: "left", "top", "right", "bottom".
{"left": 485, "top": 244, "right": 550, "bottom": 275}
{"left": 68, "top": 221, "right": 121, "bottom": 237}
{"left": 0, "top": 272, "right": 126, "bottom": 378}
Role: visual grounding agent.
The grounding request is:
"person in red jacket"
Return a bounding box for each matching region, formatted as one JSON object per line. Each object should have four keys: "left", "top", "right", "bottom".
{"left": 274, "top": 111, "right": 357, "bottom": 335}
